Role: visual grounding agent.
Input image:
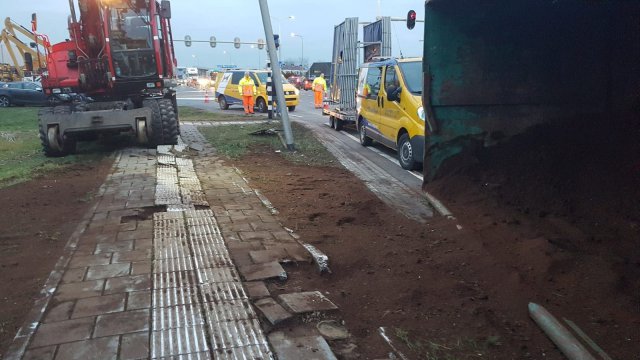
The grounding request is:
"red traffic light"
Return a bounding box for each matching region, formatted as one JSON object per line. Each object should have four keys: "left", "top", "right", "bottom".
{"left": 407, "top": 10, "right": 416, "bottom": 30}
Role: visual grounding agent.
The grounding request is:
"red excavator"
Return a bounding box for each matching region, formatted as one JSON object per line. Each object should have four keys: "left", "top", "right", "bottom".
{"left": 39, "top": 0, "right": 179, "bottom": 156}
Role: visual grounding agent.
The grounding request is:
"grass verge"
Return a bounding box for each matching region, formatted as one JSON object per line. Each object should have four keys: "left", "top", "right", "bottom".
{"left": 178, "top": 106, "right": 257, "bottom": 122}
{"left": 0, "top": 107, "right": 111, "bottom": 188}
{"left": 198, "top": 122, "right": 337, "bottom": 167}
{"left": 394, "top": 328, "right": 502, "bottom": 360}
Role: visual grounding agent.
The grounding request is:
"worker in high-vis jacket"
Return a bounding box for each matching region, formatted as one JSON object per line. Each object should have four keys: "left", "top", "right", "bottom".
{"left": 312, "top": 73, "right": 327, "bottom": 109}
{"left": 238, "top": 72, "right": 257, "bottom": 114}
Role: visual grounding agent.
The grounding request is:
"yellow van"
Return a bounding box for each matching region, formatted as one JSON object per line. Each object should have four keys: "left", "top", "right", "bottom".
{"left": 215, "top": 70, "right": 300, "bottom": 112}
{"left": 356, "top": 57, "right": 425, "bottom": 170}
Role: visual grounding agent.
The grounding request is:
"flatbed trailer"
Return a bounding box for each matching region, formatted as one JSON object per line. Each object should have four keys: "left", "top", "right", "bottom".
{"left": 322, "top": 104, "right": 356, "bottom": 131}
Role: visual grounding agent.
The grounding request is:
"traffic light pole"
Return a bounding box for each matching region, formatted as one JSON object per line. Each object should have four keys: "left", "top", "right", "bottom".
{"left": 258, "top": 0, "right": 295, "bottom": 150}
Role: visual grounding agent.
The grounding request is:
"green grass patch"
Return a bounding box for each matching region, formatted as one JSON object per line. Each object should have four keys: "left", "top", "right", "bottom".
{"left": 198, "top": 122, "right": 337, "bottom": 167}
{"left": 178, "top": 106, "right": 256, "bottom": 122}
{"left": 0, "top": 107, "right": 110, "bottom": 188}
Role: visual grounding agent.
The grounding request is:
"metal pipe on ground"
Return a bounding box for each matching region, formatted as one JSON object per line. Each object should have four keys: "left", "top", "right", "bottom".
{"left": 528, "top": 303, "right": 596, "bottom": 360}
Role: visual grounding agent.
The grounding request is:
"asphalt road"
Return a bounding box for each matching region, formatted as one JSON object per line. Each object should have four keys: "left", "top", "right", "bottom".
{"left": 176, "top": 86, "right": 434, "bottom": 221}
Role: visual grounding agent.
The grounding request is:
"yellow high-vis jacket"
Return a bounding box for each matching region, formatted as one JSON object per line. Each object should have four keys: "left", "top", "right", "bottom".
{"left": 238, "top": 77, "right": 257, "bottom": 96}
{"left": 312, "top": 76, "right": 327, "bottom": 92}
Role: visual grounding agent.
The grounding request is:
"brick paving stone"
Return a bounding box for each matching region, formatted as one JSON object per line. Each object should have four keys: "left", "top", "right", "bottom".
{"left": 226, "top": 241, "right": 264, "bottom": 251}
{"left": 68, "top": 254, "right": 112, "bottom": 268}
{"left": 94, "top": 309, "right": 149, "bottom": 337}
{"left": 22, "top": 345, "right": 56, "bottom": 360}
{"left": 278, "top": 291, "right": 339, "bottom": 314}
{"left": 116, "top": 231, "right": 140, "bottom": 241}
{"left": 131, "top": 261, "right": 152, "bottom": 275}
{"left": 268, "top": 332, "right": 337, "bottom": 360}
{"left": 29, "top": 317, "right": 95, "bottom": 348}
{"left": 238, "top": 231, "right": 274, "bottom": 242}
{"left": 250, "top": 222, "right": 285, "bottom": 232}
{"left": 249, "top": 249, "right": 289, "bottom": 264}
{"left": 267, "top": 244, "right": 311, "bottom": 262}
{"left": 95, "top": 241, "right": 133, "bottom": 254}
{"left": 55, "top": 336, "right": 119, "bottom": 360}
{"left": 85, "top": 263, "right": 131, "bottom": 280}
{"left": 61, "top": 268, "right": 87, "bottom": 283}
{"left": 72, "top": 294, "right": 126, "bottom": 318}
{"left": 254, "top": 298, "right": 293, "bottom": 325}
{"left": 245, "top": 281, "right": 270, "bottom": 299}
{"left": 42, "top": 301, "right": 74, "bottom": 323}
{"left": 133, "top": 238, "right": 153, "bottom": 250}
{"left": 120, "top": 331, "right": 149, "bottom": 359}
{"left": 238, "top": 261, "right": 287, "bottom": 281}
{"left": 230, "top": 251, "right": 254, "bottom": 268}
{"left": 127, "top": 290, "right": 151, "bottom": 310}
{"left": 54, "top": 280, "right": 105, "bottom": 301}
{"left": 112, "top": 250, "right": 151, "bottom": 263}
{"left": 271, "top": 231, "right": 297, "bottom": 242}
{"left": 222, "top": 222, "right": 253, "bottom": 232}
{"left": 104, "top": 274, "right": 151, "bottom": 294}
{"left": 221, "top": 231, "right": 242, "bottom": 242}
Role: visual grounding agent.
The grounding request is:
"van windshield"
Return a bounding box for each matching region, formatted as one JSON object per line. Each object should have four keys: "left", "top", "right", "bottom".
{"left": 255, "top": 72, "right": 287, "bottom": 85}
{"left": 398, "top": 61, "right": 422, "bottom": 95}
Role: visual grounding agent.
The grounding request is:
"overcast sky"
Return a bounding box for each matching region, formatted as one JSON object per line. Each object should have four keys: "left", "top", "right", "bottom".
{"left": 1, "top": 0, "right": 425, "bottom": 69}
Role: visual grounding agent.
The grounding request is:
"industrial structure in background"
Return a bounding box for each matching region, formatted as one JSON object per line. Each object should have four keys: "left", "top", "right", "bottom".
{"left": 38, "top": 0, "right": 179, "bottom": 156}
{"left": 1, "top": 17, "right": 49, "bottom": 80}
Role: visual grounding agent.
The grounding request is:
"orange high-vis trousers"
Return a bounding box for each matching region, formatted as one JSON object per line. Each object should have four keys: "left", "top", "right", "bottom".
{"left": 242, "top": 95, "right": 254, "bottom": 114}
{"left": 314, "top": 90, "right": 323, "bottom": 108}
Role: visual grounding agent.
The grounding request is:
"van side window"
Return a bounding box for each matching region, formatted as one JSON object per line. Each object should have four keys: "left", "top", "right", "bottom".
{"left": 365, "top": 67, "right": 382, "bottom": 99}
{"left": 384, "top": 66, "right": 398, "bottom": 92}
{"left": 231, "top": 72, "right": 244, "bottom": 84}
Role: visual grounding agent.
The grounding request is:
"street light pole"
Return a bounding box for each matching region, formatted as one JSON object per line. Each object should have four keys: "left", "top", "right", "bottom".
{"left": 291, "top": 33, "right": 304, "bottom": 68}
{"left": 259, "top": 0, "right": 295, "bottom": 150}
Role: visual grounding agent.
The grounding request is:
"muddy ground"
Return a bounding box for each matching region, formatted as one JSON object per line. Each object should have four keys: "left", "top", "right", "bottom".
{"left": 235, "top": 117, "right": 639, "bottom": 359}
{"left": 1, "top": 116, "right": 637, "bottom": 359}
{"left": 0, "top": 159, "right": 113, "bottom": 358}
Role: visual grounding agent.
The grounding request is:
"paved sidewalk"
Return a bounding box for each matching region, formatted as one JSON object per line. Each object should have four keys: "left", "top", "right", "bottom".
{"left": 5, "top": 125, "right": 338, "bottom": 359}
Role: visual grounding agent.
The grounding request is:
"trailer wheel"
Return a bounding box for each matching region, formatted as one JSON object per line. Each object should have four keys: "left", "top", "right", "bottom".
{"left": 334, "top": 118, "right": 344, "bottom": 131}
{"left": 359, "top": 122, "right": 372, "bottom": 146}
{"left": 329, "top": 116, "right": 335, "bottom": 129}
{"left": 398, "top": 133, "right": 418, "bottom": 170}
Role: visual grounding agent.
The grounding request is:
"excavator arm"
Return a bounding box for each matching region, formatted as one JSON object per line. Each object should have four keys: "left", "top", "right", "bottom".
{"left": 1, "top": 17, "right": 48, "bottom": 78}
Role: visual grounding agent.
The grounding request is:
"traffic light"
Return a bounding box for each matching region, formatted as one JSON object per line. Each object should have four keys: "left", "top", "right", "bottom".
{"left": 273, "top": 34, "right": 280, "bottom": 50}
{"left": 407, "top": 10, "right": 416, "bottom": 30}
{"left": 210, "top": 36, "right": 217, "bottom": 48}
{"left": 234, "top": 37, "right": 241, "bottom": 49}
{"left": 184, "top": 35, "right": 192, "bottom": 47}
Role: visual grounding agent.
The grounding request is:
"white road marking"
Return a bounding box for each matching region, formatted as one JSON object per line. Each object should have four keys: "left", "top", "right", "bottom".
{"left": 341, "top": 132, "right": 424, "bottom": 181}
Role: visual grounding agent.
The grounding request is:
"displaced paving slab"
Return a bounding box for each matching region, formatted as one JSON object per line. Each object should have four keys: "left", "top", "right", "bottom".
{"left": 245, "top": 281, "right": 270, "bottom": 299}
{"left": 268, "top": 332, "right": 337, "bottom": 360}
{"left": 238, "top": 261, "right": 287, "bottom": 281}
{"left": 278, "top": 291, "right": 338, "bottom": 314}
{"left": 254, "top": 297, "right": 293, "bottom": 325}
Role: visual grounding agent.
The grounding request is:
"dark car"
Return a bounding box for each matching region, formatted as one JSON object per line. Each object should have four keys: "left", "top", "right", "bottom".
{"left": 0, "top": 81, "right": 47, "bottom": 107}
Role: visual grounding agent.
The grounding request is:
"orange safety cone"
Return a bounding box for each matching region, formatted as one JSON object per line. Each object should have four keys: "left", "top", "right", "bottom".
{"left": 204, "top": 92, "right": 210, "bottom": 103}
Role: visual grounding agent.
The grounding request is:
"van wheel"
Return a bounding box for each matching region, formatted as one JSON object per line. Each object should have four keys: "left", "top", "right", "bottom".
{"left": 359, "top": 122, "right": 372, "bottom": 146}
{"left": 218, "top": 95, "right": 229, "bottom": 110}
{"left": 256, "top": 98, "right": 267, "bottom": 113}
{"left": 288, "top": 106, "right": 296, "bottom": 112}
{"left": 398, "top": 133, "right": 418, "bottom": 170}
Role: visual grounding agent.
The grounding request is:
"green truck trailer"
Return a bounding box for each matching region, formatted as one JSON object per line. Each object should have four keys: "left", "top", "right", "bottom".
{"left": 420, "top": 0, "right": 639, "bottom": 180}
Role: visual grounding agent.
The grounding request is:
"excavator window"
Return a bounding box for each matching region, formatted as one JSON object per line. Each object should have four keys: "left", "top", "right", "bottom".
{"left": 108, "top": 5, "right": 157, "bottom": 78}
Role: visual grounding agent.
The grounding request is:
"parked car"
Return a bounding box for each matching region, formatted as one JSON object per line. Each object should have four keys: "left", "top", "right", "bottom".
{"left": 287, "top": 75, "right": 304, "bottom": 89}
{"left": 0, "top": 81, "right": 48, "bottom": 107}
